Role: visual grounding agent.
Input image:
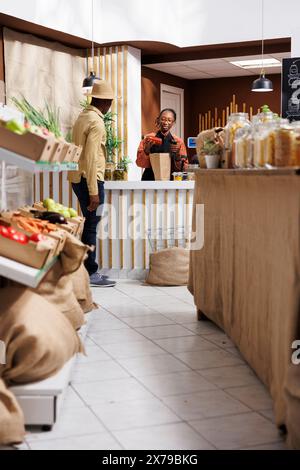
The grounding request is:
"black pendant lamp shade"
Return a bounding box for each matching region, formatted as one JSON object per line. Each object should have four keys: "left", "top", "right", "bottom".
{"left": 252, "top": 74, "right": 274, "bottom": 92}
{"left": 82, "top": 71, "right": 100, "bottom": 89}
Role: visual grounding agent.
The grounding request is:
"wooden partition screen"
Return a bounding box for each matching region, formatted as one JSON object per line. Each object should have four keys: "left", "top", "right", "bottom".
{"left": 199, "top": 94, "right": 264, "bottom": 132}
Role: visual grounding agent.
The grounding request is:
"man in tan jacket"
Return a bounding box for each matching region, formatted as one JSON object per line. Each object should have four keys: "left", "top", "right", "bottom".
{"left": 68, "top": 80, "right": 115, "bottom": 287}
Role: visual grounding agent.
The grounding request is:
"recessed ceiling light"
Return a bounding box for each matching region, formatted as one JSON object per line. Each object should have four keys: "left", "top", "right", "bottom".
{"left": 230, "top": 58, "right": 281, "bottom": 69}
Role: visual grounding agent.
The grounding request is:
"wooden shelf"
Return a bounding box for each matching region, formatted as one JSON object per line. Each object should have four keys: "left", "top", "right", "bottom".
{"left": 0, "top": 147, "right": 78, "bottom": 173}
{"left": 0, "top": 256, "right": 57, "bottom": 288}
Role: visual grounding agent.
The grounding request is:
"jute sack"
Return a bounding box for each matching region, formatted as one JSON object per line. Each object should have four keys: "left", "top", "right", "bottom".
{"left": 0, "top": 287, "right": 83, "bottom": 385}
{"left": 70, "top": 264, "right": 98, "bottom": 313}
{"left": 29, "top": 233, "right": 92, "bottom": 330}
{"left": 146, "top": 247, "right": 190, "bottom": 286}
{"left": 31, "top": 262, "right": 85, "bottom": 330}
{"left": 150, "top": 153, "right": 171, "bottom": 181}
{"left": 0, "top": 378, "right": 25, "bottom": 445}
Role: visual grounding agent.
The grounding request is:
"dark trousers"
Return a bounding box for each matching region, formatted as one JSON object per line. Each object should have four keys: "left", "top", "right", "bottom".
{"left": 72, "top": 177, "right": 105, "bottom": 275}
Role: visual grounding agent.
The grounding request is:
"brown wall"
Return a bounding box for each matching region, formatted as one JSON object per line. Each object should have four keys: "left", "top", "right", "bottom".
{"left": 141, "top": 67, "right": 282, "bottom": 157}
{"left": 189, "top": 74, "right": 282, "bottom": 136}
{"left": 141, "top": 66, "right": 192, "bottom": 140}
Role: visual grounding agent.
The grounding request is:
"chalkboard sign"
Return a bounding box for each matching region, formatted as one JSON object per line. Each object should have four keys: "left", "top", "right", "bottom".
{"left": 282, "top": 57, "right": 300, "bottom": 122}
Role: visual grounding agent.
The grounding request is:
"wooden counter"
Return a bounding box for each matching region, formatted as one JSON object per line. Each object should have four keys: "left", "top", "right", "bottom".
{"left": 189, "top": 168, "right": 300, "bottom": 449}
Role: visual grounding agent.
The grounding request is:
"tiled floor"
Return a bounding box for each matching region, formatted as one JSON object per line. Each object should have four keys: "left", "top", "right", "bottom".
{"left": 22, "top": 280, "right": 287, "bottom": 450}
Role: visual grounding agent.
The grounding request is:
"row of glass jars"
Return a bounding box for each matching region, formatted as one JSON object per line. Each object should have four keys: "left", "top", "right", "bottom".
{"left": 224, "top": 112, "right": 300, "bottom": 169}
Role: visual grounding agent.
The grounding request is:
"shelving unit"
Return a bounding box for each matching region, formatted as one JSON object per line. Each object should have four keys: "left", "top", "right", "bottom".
{"left": 9, "top": 312, "right": 91, "bottom": 428}
{"left": 0, "top": 147, "right": 78, "bottom": 173}
{"left": 0, "top": 143, "right": 83, "bottom": 429}
{"left": 0, "top": 256, "right": 58, "bottom": 288}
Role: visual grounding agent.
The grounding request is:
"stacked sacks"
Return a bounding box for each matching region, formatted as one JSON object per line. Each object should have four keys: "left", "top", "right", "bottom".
{"left": 0, "top": 232, "right": 98, "bottom": 445}
{"left": 0, "top": 287, "right": 83, "bottom": 445}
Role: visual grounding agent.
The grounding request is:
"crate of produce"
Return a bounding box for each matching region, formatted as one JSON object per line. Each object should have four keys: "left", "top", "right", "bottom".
{"left": 0, "top": 124, "right": 55, "bottom": 162}
{"left": 0, "top": 213, "right": 67, "bottom": 258}
{"left": 33, "top": 200, "right": 84, "bottom": 237}
{"left": 0, "top": 222, "right": 57, "bottom": 269}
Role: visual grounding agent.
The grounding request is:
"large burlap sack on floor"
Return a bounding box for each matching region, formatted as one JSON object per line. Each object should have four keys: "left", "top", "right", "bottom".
{"left": 0, "top": 287, "right": 83, "bottom": 385}
{"left": 29, "top": 233, "right": 92, "bottom": 330}
{"left": 146, "top": 247, "right": 190, "bottom": 286}
{"left": 150, "top": 153, "right": 171, "bottom": 181}
{"left": 0, "top": 378, "right": 25, "bottom": 445}
{"left": 70, "top": 264, "right": 98, "bottom": 313}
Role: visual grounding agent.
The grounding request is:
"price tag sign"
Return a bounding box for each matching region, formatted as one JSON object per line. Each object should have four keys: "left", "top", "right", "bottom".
{"left": 187, "top": 137, "right": 197, "bottom": 149}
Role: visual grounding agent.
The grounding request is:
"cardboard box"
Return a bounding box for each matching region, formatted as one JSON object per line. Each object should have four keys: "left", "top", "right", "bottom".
{"left": 0, "top": 214, "right": 66, "bottom": 257}
{"left": 0, "top": 219, "right": 56, "bottom": 269}
{"left": 71, "top": 146, "right": 82, "bottom": 163}
{"left": 0, "top": 125, "right": 55, "bottom": 162}
{"left": 50, "top": 140, "right": 65, "bottom": 162}
{"left": 59, "top": 143, "right": 71, "bottom": 163}
{"left": 63, "top": 144, "right": 76, "bottom": 162}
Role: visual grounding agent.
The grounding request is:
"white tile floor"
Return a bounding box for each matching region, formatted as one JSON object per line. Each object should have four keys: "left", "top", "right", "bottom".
{"left": 22, "top": 280, "right": 287, "bottom": 450}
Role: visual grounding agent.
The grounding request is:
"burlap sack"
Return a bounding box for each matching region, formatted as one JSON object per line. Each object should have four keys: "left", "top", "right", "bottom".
{"left": 0, "top": 378, "right": 25, "bottom": 445}
{"left": 146, "top": 247, "right": 190, "bottom": 286}
{"left": 30, "top": 262, "right": 85, "bottom": 330}
{"left": 0, "top": 287, "right": 83, "bottom": 385}
{"left": 150, "top": 153, "right": 171, "bottom": 181}
{"left": 29, "top": 232, "right": 92, "bottom": 330}
{"left": 70, "top": 264, "right": 98, "bottom": 313}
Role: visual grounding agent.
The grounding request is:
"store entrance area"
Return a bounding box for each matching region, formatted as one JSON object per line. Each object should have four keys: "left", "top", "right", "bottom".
{"left": 16, "top": 281, "right": 286, "bottom": 451}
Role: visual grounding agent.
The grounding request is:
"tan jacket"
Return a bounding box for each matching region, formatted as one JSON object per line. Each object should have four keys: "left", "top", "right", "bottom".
{"left": 68, "top": 105, "right": 106, "bottom": 195}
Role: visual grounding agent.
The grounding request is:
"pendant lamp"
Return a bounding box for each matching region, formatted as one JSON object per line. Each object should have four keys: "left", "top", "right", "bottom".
{"left": 252, "top": 0, "right": 273, "bottom": 92}
{"left": 82, "top": 0, "right": 100, "bottom": 94}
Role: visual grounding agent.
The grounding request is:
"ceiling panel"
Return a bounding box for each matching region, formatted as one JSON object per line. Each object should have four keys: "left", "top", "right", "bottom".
{"left": 146, "top": 53, "right": 285, "bottom": 80}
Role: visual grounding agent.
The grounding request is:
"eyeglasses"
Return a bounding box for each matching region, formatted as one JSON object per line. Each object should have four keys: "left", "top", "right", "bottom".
{"left": 160, "top": 118, "right": 174, "bottom": 123}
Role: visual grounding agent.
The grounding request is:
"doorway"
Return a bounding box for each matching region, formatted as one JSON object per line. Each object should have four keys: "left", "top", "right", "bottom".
{"left": 160, "top": 84, "right": 184, "bottom": 138}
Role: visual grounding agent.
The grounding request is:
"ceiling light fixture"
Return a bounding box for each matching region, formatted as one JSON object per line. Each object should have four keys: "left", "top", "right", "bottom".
{"left": 231, "top": 58, "right": 281, "bottom": 69}
{"left": 82, "top": 0, "right": 100, "bottom": 94}
{"left": 252, "top": 0, "right": 273, "bottom": 92}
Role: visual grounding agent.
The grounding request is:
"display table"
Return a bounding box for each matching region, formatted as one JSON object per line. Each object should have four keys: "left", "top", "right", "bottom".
{"left": 188, "top": 169, "right": 300, "bottom": 449}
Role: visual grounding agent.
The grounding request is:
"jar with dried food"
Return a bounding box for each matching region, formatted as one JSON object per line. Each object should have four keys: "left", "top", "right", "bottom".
{"left": 274, "top": 120, "right": 293, "bottom": 167}
{"left": 223, "top": 113, "right": 251, "bottom": 168}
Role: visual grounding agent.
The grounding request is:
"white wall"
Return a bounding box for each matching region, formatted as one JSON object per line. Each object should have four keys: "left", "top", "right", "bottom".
{"left": 126, "top": 46, "right": 142, "bottom": 181}
{"left": 1, "top": 0, "right": 299, "bottom": 48}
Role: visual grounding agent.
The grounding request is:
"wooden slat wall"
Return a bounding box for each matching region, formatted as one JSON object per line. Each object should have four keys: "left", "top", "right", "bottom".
{"left": 199, "top": 94, "right": 262, "bottom": 132}
{"left": 98, "top": 187, "right": 194, "bottom": 271}
{"left": 95, "top": 45, "right": 128, "bottom": 164}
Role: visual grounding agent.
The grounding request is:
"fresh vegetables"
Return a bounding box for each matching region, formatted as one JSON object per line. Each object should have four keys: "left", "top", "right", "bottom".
{"left": 35, "top": 212, "right": 67, "bottom": 224}
{"left": 43, "top": 198, "right": 78, "bottom": 218}
{"left": 0, "top": 226, "right": 29, "bottom": 244}
{"left": 11, "top": 96, "right": 62, "bottom": 138}
{"left": 13, "top": 216, "right": 57, "bottom": 234}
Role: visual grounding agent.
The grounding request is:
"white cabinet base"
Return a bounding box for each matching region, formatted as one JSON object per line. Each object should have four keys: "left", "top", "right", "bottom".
{"left": 9, "top": 313, "right": 91, "bottom": 429}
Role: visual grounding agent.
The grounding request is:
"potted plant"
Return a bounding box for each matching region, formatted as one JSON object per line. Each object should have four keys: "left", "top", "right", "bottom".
{"left": 202, "top": 139, "right": 222, "bottom": 169}
{"left": 113, "top": 156, "right": 132, "bottom": 181}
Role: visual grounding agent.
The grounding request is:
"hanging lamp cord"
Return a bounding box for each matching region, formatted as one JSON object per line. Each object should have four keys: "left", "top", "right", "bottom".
{"left": 261, "top": 0, "right": 265, "bottom": 76}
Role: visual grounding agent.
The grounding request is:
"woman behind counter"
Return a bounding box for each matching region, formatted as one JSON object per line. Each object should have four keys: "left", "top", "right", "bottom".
{"left": 136, "top": 109, "right": 188, "bottom": 181}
